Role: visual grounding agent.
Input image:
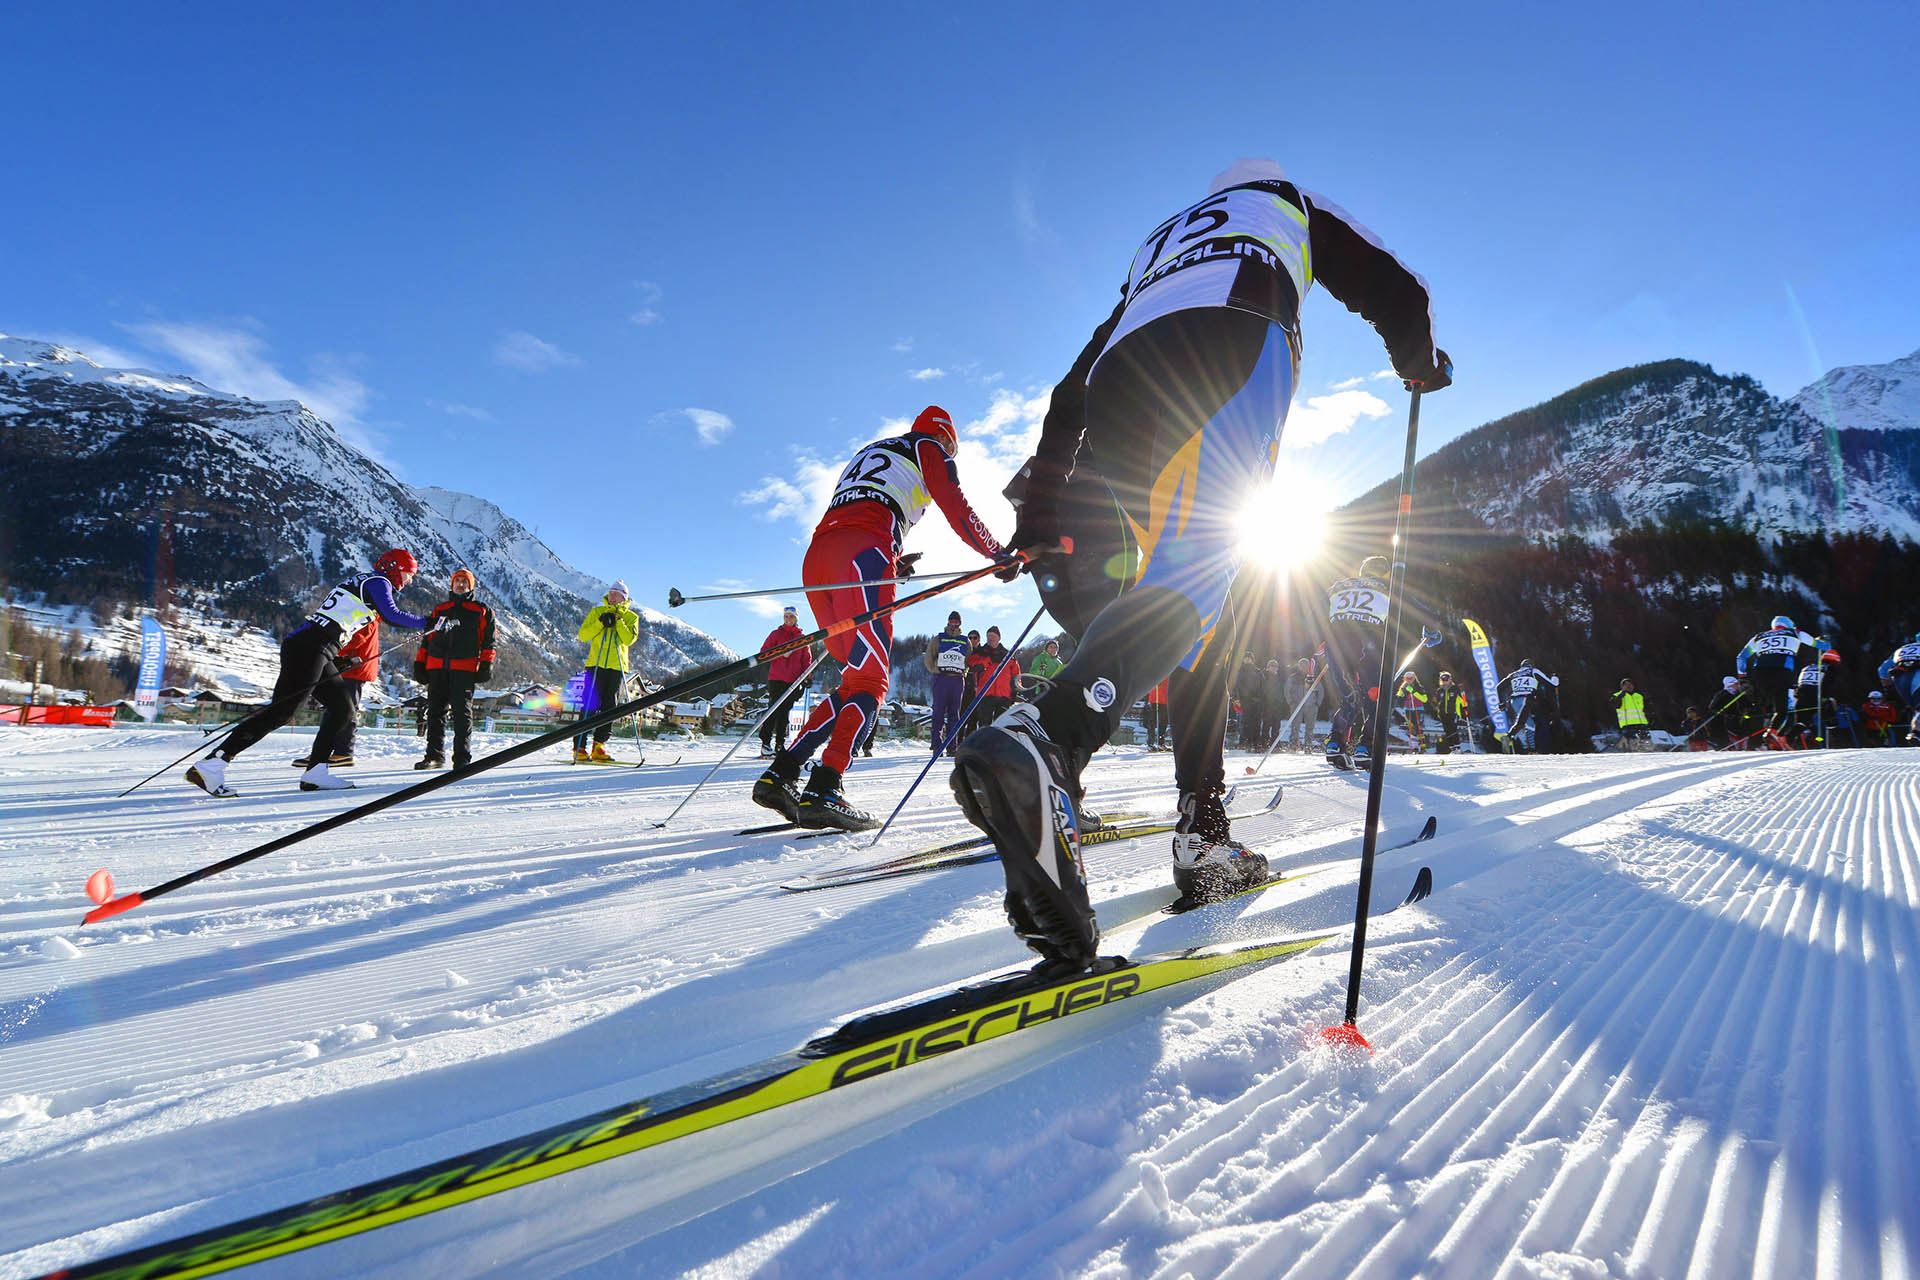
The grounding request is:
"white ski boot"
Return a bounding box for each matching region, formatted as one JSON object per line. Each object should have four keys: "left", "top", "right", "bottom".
{"left": 299, "top": 762, "right": 356, "bottom": 792}
{"left": 185, "top": 756, "right": 237, "bottom": 798}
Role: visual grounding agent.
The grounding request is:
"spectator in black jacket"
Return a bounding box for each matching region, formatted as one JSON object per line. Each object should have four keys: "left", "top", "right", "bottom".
{"left": 413, "top": 568, "right": 496, "bottom": 769}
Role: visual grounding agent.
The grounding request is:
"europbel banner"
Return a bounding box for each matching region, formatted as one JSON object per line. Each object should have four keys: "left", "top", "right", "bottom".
{"left": 135, "top": 617, "right": 167, "bottom": 721}
{"left": 1463, "top": 618, "right": 1510, "bottom": 740}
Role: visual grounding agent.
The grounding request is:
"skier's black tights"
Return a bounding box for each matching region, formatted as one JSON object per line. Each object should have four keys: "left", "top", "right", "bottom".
{"left": 221, "top": 628, "right": 352, "bottom": 763}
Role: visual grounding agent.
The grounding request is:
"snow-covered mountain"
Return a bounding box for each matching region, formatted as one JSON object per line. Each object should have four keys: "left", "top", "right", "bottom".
{"left": 1371, "top": 351, "right": 1920, "bottom": 544}
{"left": 1789, "top": 346, "right": 1920, "bottom": 435}
{"left": 0, "top": 335, "right": 735, "bottom": 682}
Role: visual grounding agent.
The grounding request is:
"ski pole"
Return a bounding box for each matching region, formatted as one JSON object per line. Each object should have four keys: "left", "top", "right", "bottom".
{"left": 863, "top": 603, "right": 1046, "bottom": 848}
{"left": 81, "top": 550, "right": 1051, "bottom": 924}
{"left": 1326, "top": 388, "right": 1424, "bottom": 1051}
{"left": 117, "top": 631, "right": 425, "bottom": 798}
{"left": 668, "top": 569, "right": 977, "bottom": 608}
{"left": 651, "top": 648, "right": 830, "bottom": 827}
{"left": 1244, "top": 667, "right": 1328, "bottom": 776}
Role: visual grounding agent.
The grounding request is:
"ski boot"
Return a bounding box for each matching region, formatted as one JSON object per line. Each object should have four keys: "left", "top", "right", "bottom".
{"left": 950, "top": 703, "right": 1099, "bottom": 972}
{"left": 452, "top": 753, "right": 471, "bottom": 769}
{"left": 753, "top": 755, "right": 803, "bottom": 822}
{"left": 591, "top": 743, "right": 616, "bottom": 763}
{"left": 414, "top": 754, "right": 446, "bottom": 771}
{"left": 572, "top": 747, "right": 592, "bottom": 763}
{"left": 795, "top": 765, "right": 880, "bottom": 831}
{"left": 299, "top": 762, "right": 355, "bottom": 792}
{"left": 185, "top": 755, "right": 237, "bottom": 798}
{"left": 1170, "top": 790, "right": 1269, "bottom": 906}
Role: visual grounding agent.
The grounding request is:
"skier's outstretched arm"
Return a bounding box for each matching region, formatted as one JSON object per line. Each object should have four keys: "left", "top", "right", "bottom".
{"left": 915, "top": 436, "right": 1005, "bottom": 561}
{"left": 363, "top": 576, "right": 432, "bottom": 630}
{"left": 1009, "top": 294, "right": 1128, "bottom": 550}
{"left": 1302, "top": 192, "right": 1450, "bottom": 390}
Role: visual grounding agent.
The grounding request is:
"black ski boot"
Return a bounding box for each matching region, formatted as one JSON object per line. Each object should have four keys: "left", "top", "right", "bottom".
{"left": 753, "top": 754, "right": 804, "bottom": 822}
{"left": 414, "top": 754, "right": 445, "bottom": 771}
{"left": 292, "top": 752, "right": 354, "bottom": 768}
{"left": 795, "top": 765, "right": 880, "bottom": 831}
{"left": 1171, "top": 790, "right": 1269, "bottom": 906}
{"left": 951, "top": 703, "right": 1099, "bottom": 972}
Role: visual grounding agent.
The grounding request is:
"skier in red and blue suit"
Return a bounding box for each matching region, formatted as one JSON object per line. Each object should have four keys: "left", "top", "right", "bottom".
{"left": 753, "top": 406, "right": 1006, "bottom": 830}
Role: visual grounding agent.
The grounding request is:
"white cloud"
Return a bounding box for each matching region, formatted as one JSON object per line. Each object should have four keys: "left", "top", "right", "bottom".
{"left": 683, "top": 407, "right": 735, "bottom": 445}
{"left": 1283, "top": 388, "right": 1392, "bottom": 448}
{"left": 909, "top": 367, "right": 947, "bottom": 381}
{"left": 630, "top": 281, "right": 664, "bottom": 326}
{"left": 892, "top": 337, "right": 915, "bottom": 353}
{"left": 445, "top": 403, "right": 492, "bottom": 420}
{"left": 1328, "top": 370, "right": 1397, "bottom": 391}
{"left": 1012, "top": 180, "right": 1050, "bottom": 246}
{"left": 494, "top": 330, "right": 582, "bottom": 372}
{"left": 125, "top": 321, "right": 377, "bottom": 452}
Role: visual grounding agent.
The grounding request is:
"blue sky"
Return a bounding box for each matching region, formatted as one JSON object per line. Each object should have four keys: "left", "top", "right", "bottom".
{"left": 5, "top": 1, "right": 1917, "bottom": 656}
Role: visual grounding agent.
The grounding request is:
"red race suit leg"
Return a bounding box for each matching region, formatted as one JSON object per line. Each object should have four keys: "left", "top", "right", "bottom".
{"left": 785, "top": 527, "right": 894, "bottom": 774}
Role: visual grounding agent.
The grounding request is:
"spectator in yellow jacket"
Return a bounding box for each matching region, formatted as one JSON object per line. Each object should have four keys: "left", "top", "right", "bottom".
{"left": 573, "top": 581, "right": 641, "bottom": 762}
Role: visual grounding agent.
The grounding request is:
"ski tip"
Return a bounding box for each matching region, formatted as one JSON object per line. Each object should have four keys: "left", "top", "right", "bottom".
{"left": 1419, "top": 815, "right": 1437, "bottom": 839}
{"left": 82, "top": 892, "right": 145, "bottom": 925}
{"left": 1403, "top": 865, "right": 1434, "bottom": 905}
{"left": 1319, "top": 1021, "right": 1373, "bottom": 1053}
{"left": 84, "top": 869, "right": 114, "bottom": 906}
{"left": 1243, "top": 765, "right": 1256, "bottom": 775}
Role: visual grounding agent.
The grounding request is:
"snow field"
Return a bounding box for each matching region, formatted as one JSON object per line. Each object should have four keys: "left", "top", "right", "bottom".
{"left": 1, "top": 726, "right": 1916, "bottom": 1278}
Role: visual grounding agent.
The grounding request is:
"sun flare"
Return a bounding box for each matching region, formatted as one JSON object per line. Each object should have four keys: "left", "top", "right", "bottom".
{"left": 1238, "top": 463, "right": 1330, "bottom": 572}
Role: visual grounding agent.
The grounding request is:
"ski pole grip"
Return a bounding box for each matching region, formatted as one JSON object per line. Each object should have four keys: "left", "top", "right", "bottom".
{"left": 667, "top": 588, "right": 685, "bottom": 608}
{"left": 1058, "top": 536, "right": 1073, "bottom": 555}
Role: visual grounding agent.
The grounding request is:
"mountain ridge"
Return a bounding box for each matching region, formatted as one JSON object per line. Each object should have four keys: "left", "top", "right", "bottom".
{"left": 0, "top": 334, "right": 735, "bottom": 684}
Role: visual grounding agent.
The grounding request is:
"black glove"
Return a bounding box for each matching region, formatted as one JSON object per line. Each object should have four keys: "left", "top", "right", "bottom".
{"left": 477, "top": 662, "right": 493, "bottom": 683}
{"left": 412, "top": 660, "right": 429, "bottom": 684}
{"left": 1404, "top": 348, "right": 1453, "bottom": 393}
{"left": 601, "top": 612, "right": 618, "bottom": 627}
{"left": 896, "top": 552, "right": 923, "bottom": 579}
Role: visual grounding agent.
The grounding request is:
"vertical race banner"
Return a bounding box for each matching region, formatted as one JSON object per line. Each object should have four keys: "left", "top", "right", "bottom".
{"left": 1462, "top": 618, "right": 1510, "bottom": 742}
{"left": 135, "top": 617, "right": 167, "bottom": 721}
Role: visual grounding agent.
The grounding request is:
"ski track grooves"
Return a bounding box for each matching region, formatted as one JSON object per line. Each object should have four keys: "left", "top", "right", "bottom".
{"left": 973, "top": 755, "right": 1919, "bottom": 1280}
{"left": 7, "top": 741, "right": 1920, "bottom": 1280}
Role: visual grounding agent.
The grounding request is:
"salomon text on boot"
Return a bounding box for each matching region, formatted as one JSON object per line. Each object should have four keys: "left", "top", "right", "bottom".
{"left": 795, "top": 765, "right": 879, "bottom": 831}
{"left": 951, "top": 703, "right": 1099, "bottom": 972}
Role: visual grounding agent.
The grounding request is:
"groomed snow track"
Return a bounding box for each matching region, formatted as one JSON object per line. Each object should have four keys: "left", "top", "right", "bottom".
{"left": 2, "top": 729, "right": 1916, "bottom": 1278}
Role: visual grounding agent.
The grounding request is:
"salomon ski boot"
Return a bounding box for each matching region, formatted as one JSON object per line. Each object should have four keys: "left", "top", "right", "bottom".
{"left": 795, "top": 765, "right": 879, "bottom": 831}
{"left": 951, "top": 703, "right": 1099, "bottom": 971}
{"left": 1171, "top": 790, "right": 1269, "bottom": 906}
{"left": 185, "top": 755, "right": 237, "bottom": 798}
{"left": 753, "top": 755, "right": 803, "bottom": 822}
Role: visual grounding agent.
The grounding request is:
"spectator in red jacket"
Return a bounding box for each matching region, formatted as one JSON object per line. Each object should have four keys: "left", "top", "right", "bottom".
{"left": 759, "top": 605, "right": 817, "bottom": 757}
{"left": 973, "top": 625, "right": 1021, "bottom": 729}
{"left": 295, "top": 617, "right": 379, "bottom": 769}
{"left": 1862, "top": 691, "right": 1899, "bottom": 745}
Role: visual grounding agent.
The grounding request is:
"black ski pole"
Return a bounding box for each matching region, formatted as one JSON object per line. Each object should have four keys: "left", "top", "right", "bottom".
{"left": 863, "top": 603, "right": 1046, "bottom": 847}
{"left": 651, "top": 647, "right": 830, "bottom": 827}
{"left": 81, "top": 552, "right": 1042, "bottom": 923}
{"left": 117, "top": 631, "right": 424, "bottom": 799}
{"left": 1326, "top": 389, "right": 1425, "bottom": 1051}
